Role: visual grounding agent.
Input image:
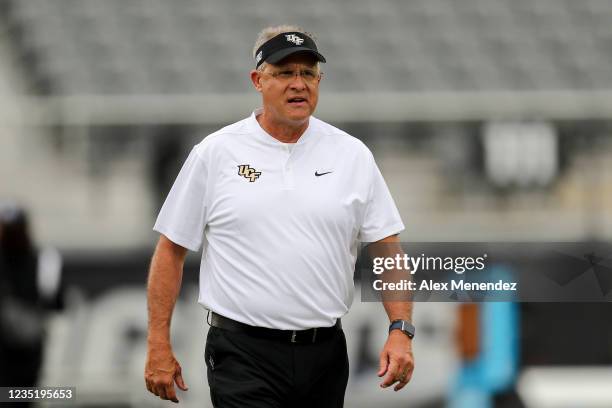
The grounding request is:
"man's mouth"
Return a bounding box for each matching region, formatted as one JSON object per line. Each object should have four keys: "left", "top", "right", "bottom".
{"left": 287, "top": 97, "right": 308, "bottom": 105}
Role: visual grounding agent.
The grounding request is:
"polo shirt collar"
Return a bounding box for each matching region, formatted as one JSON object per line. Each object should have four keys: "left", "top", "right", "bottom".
{"left": 249, "top": 108, "right": 315, "bottom": 146}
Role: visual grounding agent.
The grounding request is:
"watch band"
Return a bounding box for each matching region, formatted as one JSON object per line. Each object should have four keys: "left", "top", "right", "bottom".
{"left": 389, "top": 320, "right": 415, "bottom": 339}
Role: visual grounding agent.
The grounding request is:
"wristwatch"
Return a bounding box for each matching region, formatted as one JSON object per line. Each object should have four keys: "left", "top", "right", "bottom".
{"left": 388, "top": 320, "right": 415, "bottom": 339}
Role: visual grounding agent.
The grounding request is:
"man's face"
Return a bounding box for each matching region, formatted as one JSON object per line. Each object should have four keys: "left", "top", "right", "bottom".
{"left": 251, "top": 53, "right": 321, "bottom": 126}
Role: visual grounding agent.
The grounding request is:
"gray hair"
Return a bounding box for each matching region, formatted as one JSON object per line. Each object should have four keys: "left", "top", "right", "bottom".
{"left": 253, "top": 25, "right": 319, "bottom": 72}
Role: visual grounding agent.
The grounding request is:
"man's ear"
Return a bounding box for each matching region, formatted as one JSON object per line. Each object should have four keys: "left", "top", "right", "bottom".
{"left": 250, "top": 70, "right": 263, "bottom": 92}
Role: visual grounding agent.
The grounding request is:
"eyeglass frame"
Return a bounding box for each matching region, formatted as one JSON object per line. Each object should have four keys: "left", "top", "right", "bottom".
{"left": 260, "top": 67, "right": 324, "bottom": 84}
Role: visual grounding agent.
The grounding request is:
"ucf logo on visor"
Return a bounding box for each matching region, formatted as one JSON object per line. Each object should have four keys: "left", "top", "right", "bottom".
{"left": 285, "top": 34, "right": 304, "bottom": 45}
{"left": 238, "top": 164, "right": 262, "bottom": 182}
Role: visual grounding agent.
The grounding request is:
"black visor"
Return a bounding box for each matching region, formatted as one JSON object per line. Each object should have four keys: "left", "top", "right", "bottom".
{"left": 255, "top": 31, "right": 326, "bottom": 68}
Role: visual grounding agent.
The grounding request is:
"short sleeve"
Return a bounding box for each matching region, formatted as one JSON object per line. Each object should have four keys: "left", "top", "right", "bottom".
{"left": 153, "top": 147, "right": 208, "bottom": 251}
{"left": 358, "top": 152, "right": 405, "bottom": 242}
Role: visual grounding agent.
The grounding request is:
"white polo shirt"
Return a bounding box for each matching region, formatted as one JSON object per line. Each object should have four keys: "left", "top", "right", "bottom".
{"left": 154, "top": 109, "right": 404, "bottom": 330}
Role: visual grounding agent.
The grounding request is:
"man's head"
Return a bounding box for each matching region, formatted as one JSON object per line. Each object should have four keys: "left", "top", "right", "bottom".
{"left": 250, "top": 26, "right": 326, "bottom": 127}
{"left": 0, "top": 202, "right": 32, "bottom": 255}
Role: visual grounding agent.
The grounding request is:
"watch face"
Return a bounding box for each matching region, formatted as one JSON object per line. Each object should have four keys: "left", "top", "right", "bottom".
{"left": 389, "top": 320, "right": 415, "bottom": 338}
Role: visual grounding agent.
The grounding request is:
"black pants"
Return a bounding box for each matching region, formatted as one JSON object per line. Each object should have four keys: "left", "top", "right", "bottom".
{"left": 205, "top": 326, "right": 349, "bottom": 408}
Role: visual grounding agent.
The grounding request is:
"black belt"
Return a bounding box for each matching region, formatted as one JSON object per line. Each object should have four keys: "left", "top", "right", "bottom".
{"left": 209, "top": 312, "right": 342, "bottom": 344}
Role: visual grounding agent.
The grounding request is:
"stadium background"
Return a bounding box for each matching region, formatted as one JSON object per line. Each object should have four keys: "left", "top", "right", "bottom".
{"left": 1, "top": 0, "right": 612, "bottom": 407}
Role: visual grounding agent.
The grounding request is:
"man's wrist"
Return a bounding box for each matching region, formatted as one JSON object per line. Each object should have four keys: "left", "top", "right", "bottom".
{"left": 147, "top": 333, "right": 172, "bottom": 346}
{"left": 388, "top": 330, "right": 413, "bottom": 343}
{"left": 388, "top": 319, "right": 415, "bottom": 339}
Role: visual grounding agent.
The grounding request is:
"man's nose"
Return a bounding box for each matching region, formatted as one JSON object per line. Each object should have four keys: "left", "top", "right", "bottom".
{"left": 289, "top": 73, "right": 307, "bottom": 89}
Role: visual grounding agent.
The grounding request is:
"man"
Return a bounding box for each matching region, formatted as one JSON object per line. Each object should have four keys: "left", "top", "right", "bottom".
{"left": 145, "top": 25, "right": 414, "bottom": 407}
{"left": 0, "top": 204, "right": 64, "bottom": 404}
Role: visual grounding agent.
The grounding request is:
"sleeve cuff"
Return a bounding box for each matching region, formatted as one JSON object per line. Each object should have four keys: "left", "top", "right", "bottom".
{"left": 360, "top": 221, "right": 405, "bottom": 243}
{"left": 153, "top": 225, "right": 201, "bottom": 252}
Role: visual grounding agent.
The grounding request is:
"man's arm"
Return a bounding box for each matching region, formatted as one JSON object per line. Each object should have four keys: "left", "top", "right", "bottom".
{"left": 144, "top": 234, "right": 189, "bottom": 403}
{"left": 368, "top": 234, "right": 415, "bottom": 392}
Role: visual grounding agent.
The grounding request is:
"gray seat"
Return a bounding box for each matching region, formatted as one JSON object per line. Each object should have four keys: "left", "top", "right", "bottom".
{"left": 4, "top": 0, "right": 612, "bottom": 95}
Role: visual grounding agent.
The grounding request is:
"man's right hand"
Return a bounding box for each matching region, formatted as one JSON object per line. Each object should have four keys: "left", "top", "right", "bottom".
{"left": 145, "top": 342, "right": 189, "bottom": 403}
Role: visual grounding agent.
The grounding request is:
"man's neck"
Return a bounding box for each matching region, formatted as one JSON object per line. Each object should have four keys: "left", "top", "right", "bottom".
{"left": 257, "top": 111, "right": 309, "bottom": 143}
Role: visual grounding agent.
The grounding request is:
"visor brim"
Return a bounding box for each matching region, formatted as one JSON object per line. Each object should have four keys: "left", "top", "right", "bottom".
{"left": 265, "top": 47, "right": 326, "bottom": 65}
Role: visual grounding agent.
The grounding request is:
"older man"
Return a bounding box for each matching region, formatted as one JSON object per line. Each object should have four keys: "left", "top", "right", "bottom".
{"left": 145, "top": 25, "right": 414, "bottom": 407}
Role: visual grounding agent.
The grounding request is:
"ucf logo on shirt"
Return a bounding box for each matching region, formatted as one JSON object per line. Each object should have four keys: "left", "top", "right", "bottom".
{"left": 237, "top": 164, "right": 261, "bottom": 182}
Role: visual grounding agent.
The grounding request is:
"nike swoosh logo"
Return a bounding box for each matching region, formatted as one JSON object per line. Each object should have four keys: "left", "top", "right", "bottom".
{"left": 315, "top": 171, "right": 333, "bottom": 177}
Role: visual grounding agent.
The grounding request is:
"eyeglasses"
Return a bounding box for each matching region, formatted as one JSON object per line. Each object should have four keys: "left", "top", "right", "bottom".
{"left": 262, "top": 68, "right": 323, "bottom": 84}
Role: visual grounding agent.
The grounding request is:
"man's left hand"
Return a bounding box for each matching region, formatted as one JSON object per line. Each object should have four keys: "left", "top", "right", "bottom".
{"left": 378, "top": 330, "right": 414, "bottom": 391}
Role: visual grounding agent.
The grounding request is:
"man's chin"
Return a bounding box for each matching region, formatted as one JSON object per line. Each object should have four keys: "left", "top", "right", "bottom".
{"left": 283, "top": 112, "right": 311, "bottom": 124}
{"left": 285, "top": 107, "right": 314, "bottom": 122}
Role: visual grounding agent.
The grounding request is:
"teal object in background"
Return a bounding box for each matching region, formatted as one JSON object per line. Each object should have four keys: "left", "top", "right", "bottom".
{"left": 449, "top": 266, "right": 520, "bottom": 408}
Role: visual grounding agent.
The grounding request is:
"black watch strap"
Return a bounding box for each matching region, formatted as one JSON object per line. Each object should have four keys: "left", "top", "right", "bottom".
{"left": 389, "top": 320, "right": 415, "bottom": 339}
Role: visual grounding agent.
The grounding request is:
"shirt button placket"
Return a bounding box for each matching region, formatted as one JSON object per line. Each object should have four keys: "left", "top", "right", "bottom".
{"left": 283, "top": 144, "right": 295, "bottom": 190}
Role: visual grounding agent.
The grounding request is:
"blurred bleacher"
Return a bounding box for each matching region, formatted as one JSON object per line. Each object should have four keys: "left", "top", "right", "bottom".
{"left": 1, "top": 0, "right": 612, "bottom": 95}
{"left": 1, "top": 0, "right": 612, "bottom": 249}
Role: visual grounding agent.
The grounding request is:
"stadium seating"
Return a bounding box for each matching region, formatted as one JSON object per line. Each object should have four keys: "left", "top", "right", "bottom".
{"left": 1, "top": 0, "right": 611, "bottom": 95}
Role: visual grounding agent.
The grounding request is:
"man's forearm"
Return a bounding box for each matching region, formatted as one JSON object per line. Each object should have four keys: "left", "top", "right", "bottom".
{"left": 369, "top": 235, "right": 414, "bottom": 323}
{"left": 383, "top": 300, "right": 413, "bottom": 322}
{"left": 147, "top": 236, "right": 187, "bottom": 345}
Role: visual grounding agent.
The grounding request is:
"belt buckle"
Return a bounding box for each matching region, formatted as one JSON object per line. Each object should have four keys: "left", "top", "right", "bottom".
{"left": 290, "top": 328, "right": 318, "bottom": 343}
